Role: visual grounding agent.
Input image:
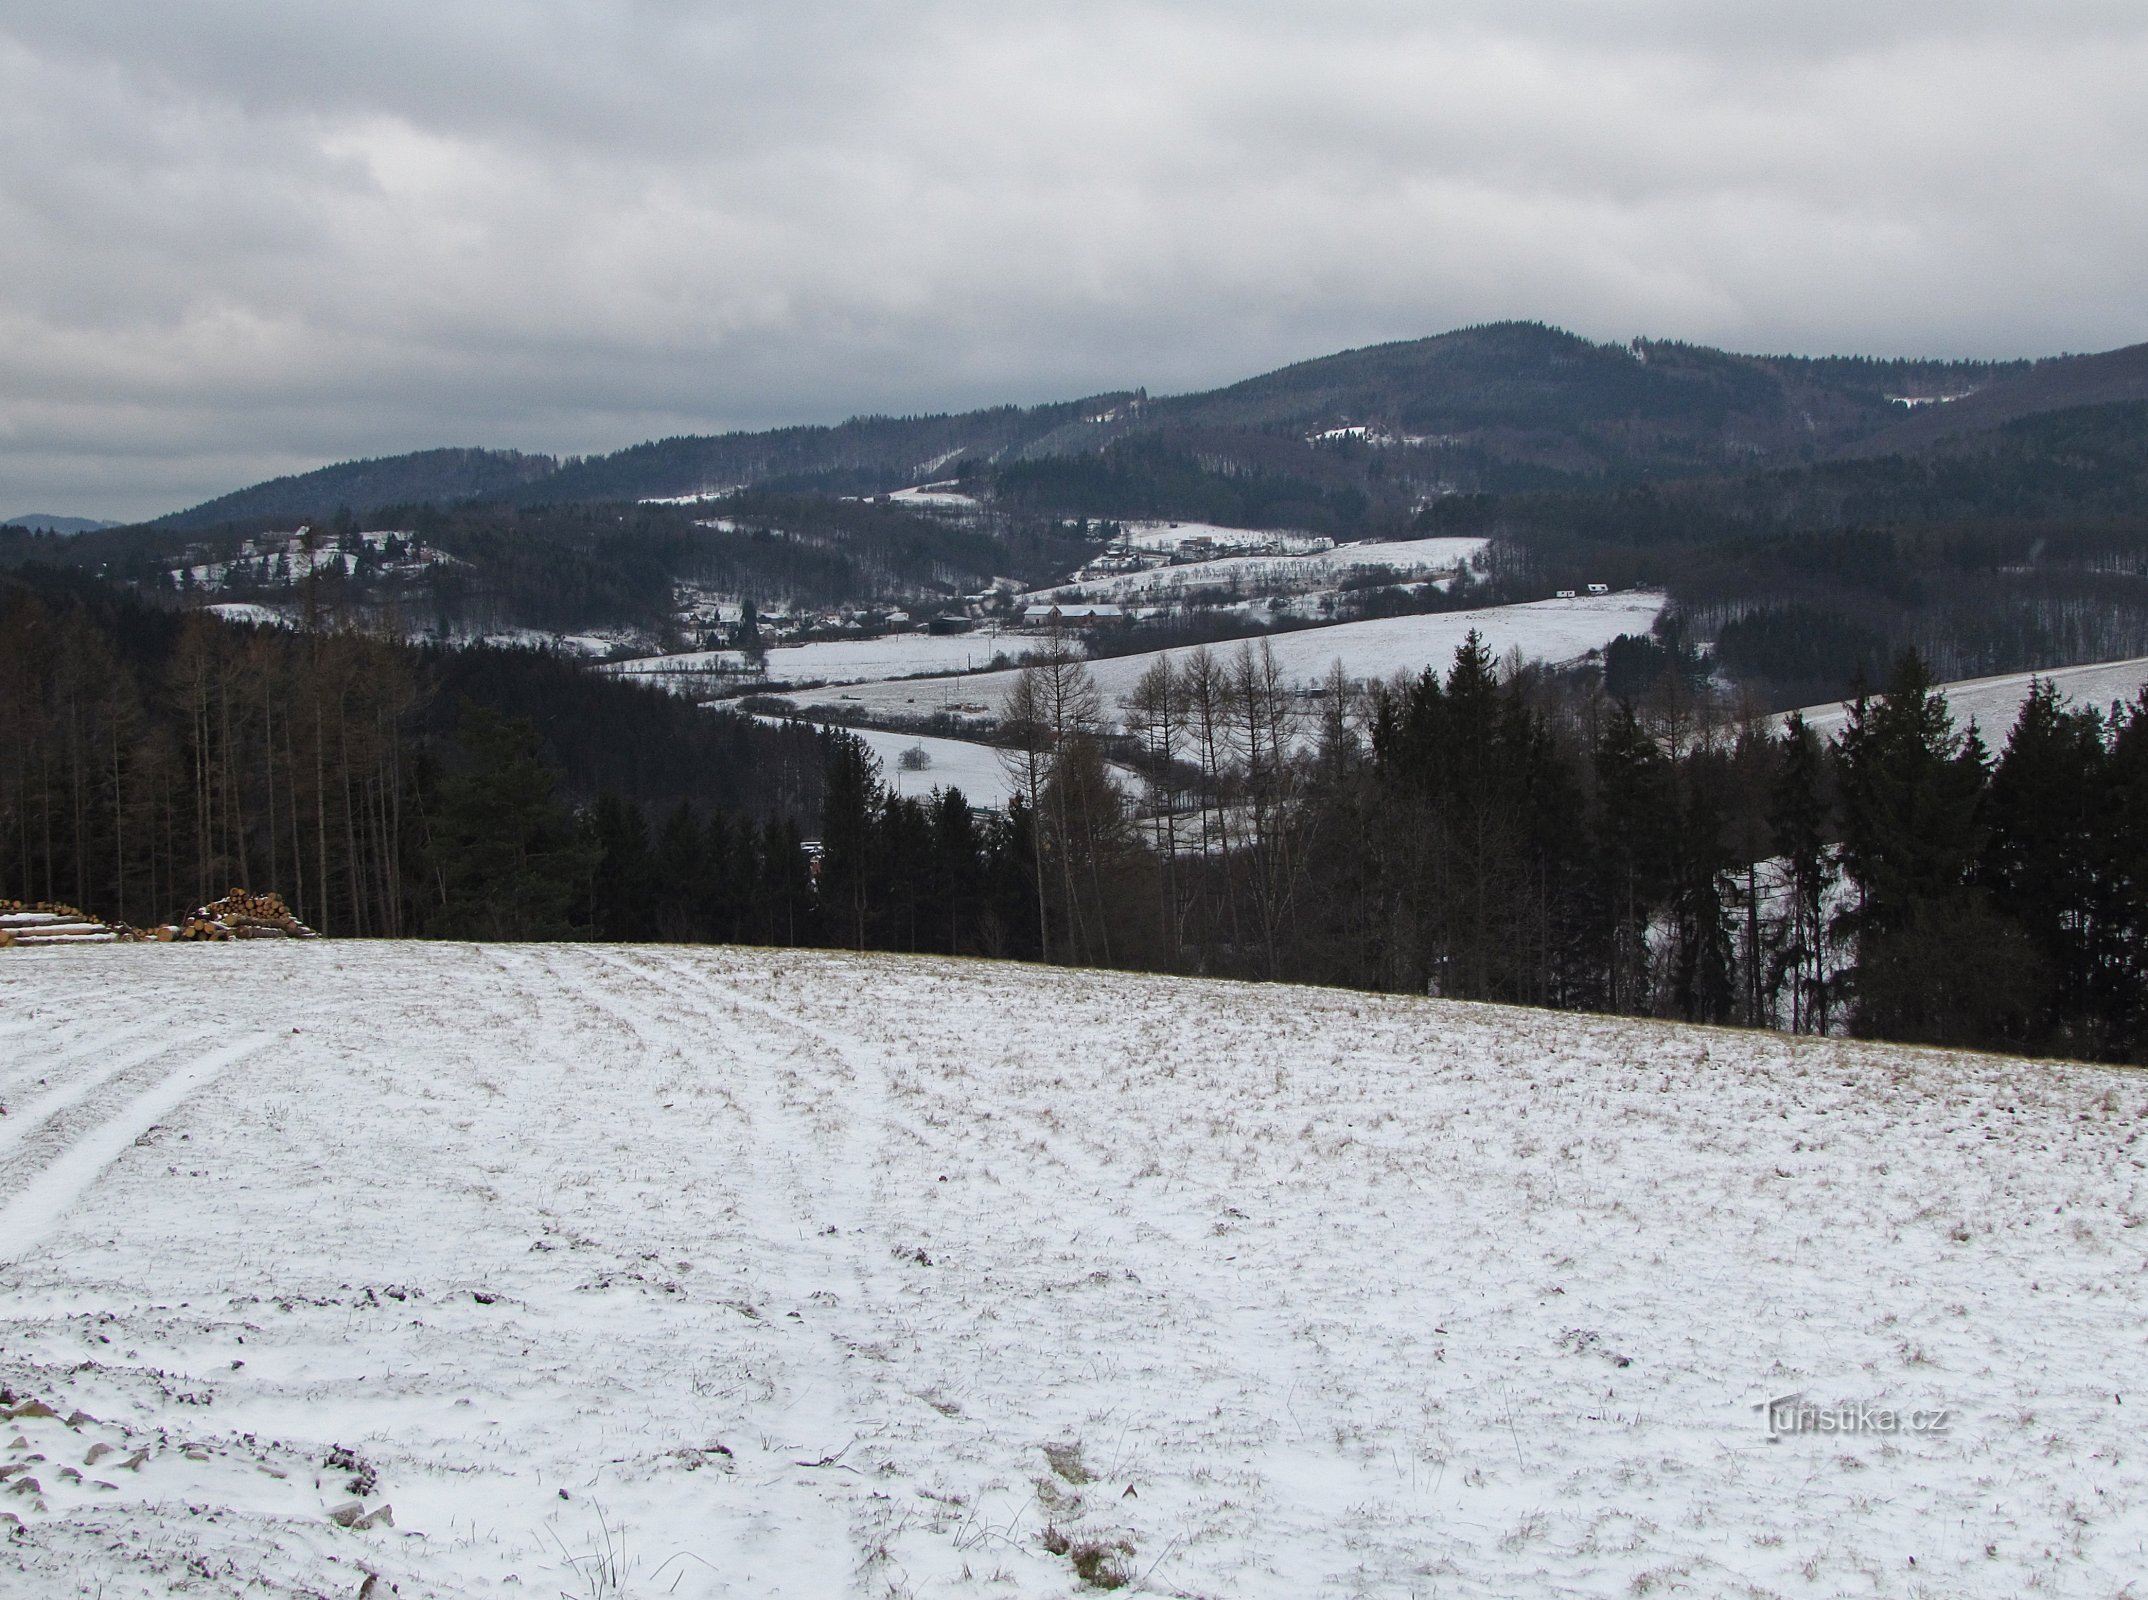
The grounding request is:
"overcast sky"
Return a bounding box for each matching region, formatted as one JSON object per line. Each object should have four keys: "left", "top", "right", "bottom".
{"left": 3, "top": 2, "right": 2145, "bottom": 521}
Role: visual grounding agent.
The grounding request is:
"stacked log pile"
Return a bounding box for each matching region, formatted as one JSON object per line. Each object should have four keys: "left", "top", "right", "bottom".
{"left": 1, "top": 891, "right": 316, "bottom": 946}
{"left": 0, "top": 900, "right": 147, "bottom": 947}
{"left": 166, "top": 889, "right": 319, "bottom": 942}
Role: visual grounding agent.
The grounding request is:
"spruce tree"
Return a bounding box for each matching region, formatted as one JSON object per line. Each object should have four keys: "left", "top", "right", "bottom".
{"left": 424, "top": 706, "right": 593, "bottom": 941}
{"left": 1834, "top": 651, "right": 2027, "bottom": 1045}
{"left": 1768, "top": 713, "right": 1832, "bottom": 1033}
{"left": 815, "top": 732, "right": 883, "bottom": 950}
{"left": 2097, "top": 692, "right": 2148, "bottom": 1059}
{"left": 1670, "top": 755, "right": 1737, "bottom": 1023}
{"left": 586, "top": 793, "right": 656, "bottom": 940}
{"left": 1591, "top": 702, "right": 1674, "bottom": 1013}
{"left": 652, "top": 801, "right": 709, "bottom": 941}
{"left": 1982, "top": 681, "right": 2111, "bottom": 1053}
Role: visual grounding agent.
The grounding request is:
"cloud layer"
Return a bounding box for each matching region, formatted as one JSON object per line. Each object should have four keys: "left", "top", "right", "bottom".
{"left": 4, "top": 2, "right": 2145, "bottom": 519}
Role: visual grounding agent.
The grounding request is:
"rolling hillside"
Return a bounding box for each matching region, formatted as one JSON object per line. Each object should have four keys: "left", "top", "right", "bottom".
{"left": 3, "top": 942, "right": 2141, "bottom": 1597}
{"left": 1789, "top": 653, "right": 2148, "bottom": 740}
{"left": 154, "top": 448, "right": 559, "bottom": 531}
{"left": 1839, "top": 339, "right": 2148, "bottom": 458}
{"left": 767, "top": 589, "right": 1665, "bottom": 730}
{"left": 146, "top": 323, "right": 2038, "bottom": 527}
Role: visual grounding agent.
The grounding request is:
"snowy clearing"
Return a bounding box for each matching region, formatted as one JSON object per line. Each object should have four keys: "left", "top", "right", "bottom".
{"left": 203, "top": 603, "right": 291, "bottom": 628}
{"left": 753, "top": 718, "right": 1025, "bottom": 804}
{"left": 610, "top": 630, "right": 1034, "bottom": 689}
{"left": 1033, "top": 537, "right": 1488, "bottom": 607}
{"left": 884, "top": 484, "right": 980, "bottom": 510}
{"left": 774, "top": 591, "right": 1665, "bottom": 728}
{"left": 751, "top": 717, "right": 1131, "bottom": 805}
{"left": 841, "top": 727, "right": 1021, "bottom": 803}
{"left": 1113, "top": 520, "right": 1332, "bottom": 555}
{"left": 1789, "top": 654, "right": 2148, "bottom": 740}
{"left": 3, "top": 943, "right": 2144, "bottom": 1597}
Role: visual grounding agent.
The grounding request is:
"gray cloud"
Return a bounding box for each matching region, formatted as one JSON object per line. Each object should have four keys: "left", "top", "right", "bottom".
{"left": 2, "top": 1, "right": 2144, "bottom": 520}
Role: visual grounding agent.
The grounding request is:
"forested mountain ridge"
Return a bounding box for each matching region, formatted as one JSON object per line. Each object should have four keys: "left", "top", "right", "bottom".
{"left": 11, "top": 321, "right": 2142, "bottom": 714}
{"left": 1837, "top": 339, "right": 2148, "bottom": 458}
{"left": 156, "top": 447, "right": 559, "bottom": 532}
{"left": 1428, "top": 398, "right": 2148, "bottom": 706}
{"left": 141, "top": 322, "right": 2093, "bottom": 528}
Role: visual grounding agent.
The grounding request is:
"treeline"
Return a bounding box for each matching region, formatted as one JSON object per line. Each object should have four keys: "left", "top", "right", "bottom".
{"left": 0, "top": 567, "right": 830, "bottom": 935}
{"left": 990, "top": 435, "right": 1382, "bottom": 539}
{"left": 583, "top": 750, "right": 1045, "bottom": 957}
{"left": 16, "top": 563, "right": 2148, "bottom": 1063}
{"left": 32, "top": 495, "right": 1027, "bottom": 640}
{"left": 767, "top": 638, "right": 2148, "bottom": 1062}
{"left": 1429, "top": 399, "right": 2148, "bottom": 707}
{"left": 1428, "top": 400, "right": 2148, "bottom": 554}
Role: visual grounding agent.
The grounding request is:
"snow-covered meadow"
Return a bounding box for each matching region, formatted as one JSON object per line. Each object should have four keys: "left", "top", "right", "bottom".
{"left": 1790, "top": 654, "right": 2148, "bottom": 740}
{"left": 1113, "top": 521, "right": 1331, "bottom": 555}
{"left": 1032, "top": 537, "right": 1488, "bottom": 607}
{"left": 777, "top": 722, "right": 1029, "bottom": 804}
{"left": 773, "top": 591, "right": 1665, "bottom": 729}
{"left": 3, "top": 943, "right": 2144, "bottom": 1597}
{"left": 608, "top": 632, "right": 1031, "bottom": 691}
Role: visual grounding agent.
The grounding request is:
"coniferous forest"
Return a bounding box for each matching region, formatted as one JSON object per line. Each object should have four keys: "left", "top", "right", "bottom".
{"left": 8, "top": 561, "right": 2147, "bottom": 1065}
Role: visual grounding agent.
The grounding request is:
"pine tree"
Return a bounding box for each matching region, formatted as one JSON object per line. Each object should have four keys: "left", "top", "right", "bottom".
{"left": 1834, "top": 651, "right": 2028, "bottom": 1045}
{"left": 1769, "top": 713, "right": 1833, "bottom": 1032}
{"left": 1670, "top": 754, "right": 1737, "bottom": 1023}
{"left": 930, "top": 787, "right": 982, "bottom": 955}
{"left": 1591, "top": 702, "right": 1675, "bottom": 1013}
{"left": 816, "top": 732, "right": 882, "bottom": 950}
{"left": 652, "top": 801, "right": 709, "bottom": 941}
{"left": 424, "top": 707, "right": 593, "bottom": 940}
{"left": 1982, "top": 680, "right": 2112, "bottom": 1053}
{"left": 2105, "top": 693, "right": 2148, "bottom": 1058}
{"left": 587, "top": 794, "right": 656, "bottom": 940}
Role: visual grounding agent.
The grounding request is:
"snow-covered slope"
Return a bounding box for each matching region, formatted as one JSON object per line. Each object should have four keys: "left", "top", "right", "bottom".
{"left": 773, "top": 591, "right": 1664, "bottom": 727}
{"left": 1790, "top": 654, "right": 2148, "bottom": 740}
{"left": 3, "top": 945, "right": 2143, "bottom": 1596}
{"left": 1032, "top": 536, "right": 1488, "bottom": 606}
{"left": 611, "top": 630, "right": 1030, "bottom": 689}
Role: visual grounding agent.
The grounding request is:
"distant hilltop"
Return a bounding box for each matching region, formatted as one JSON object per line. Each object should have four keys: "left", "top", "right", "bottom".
{"left": 142, "top": 322, "right": 2148, "bottom": 529}
{"left": 3, "top": 513, "right": 120, "bottom": 535}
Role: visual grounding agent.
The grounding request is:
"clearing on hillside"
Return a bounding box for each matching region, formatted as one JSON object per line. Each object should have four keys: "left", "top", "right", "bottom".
{"left": 1, "top": 944, "right": 2142, "bottom": 1597}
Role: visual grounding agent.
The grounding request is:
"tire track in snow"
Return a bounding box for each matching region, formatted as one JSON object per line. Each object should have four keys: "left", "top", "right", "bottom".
{"left": 574, "top": 948, "right": 899, "bottom": 1597}
{"left": 0, "top": 1027, "right": 212, "bottom": 1167}
{"left": 586, "top": 948, "right": 899, "bottom": 1267}
{"left": 0, "top": 1018, "right": 163, "bottom": 1104}
{"left": 0, "top": 1032, "right": 278, "bottom": 1265}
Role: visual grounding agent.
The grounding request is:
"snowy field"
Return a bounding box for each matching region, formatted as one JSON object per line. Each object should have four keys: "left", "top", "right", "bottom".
{"left": 203, "top": 602, "right": 290, "bottom": 628}
{"left": 1034, "top": 537, "right": 1488, "bottom": 607}
{"left": 4, "top": 943, "right": 2144, "bottom": 1598}
{"left": 839, "top": 726, "right": 1019, "bottom": 802}
{"left": 774, "top": 591, "right": 1665, "bottom": 728}
{"left": 1114, "top": 520, "right": 1331, "bottom": 555}
{"left": 753, "top": 718, "right": 1024, "bottom": 804}
{"left": 885, "top": 484, "right": 981, "bottom": 510}
{"left": 753, "top": 718, "right": 1130, "bottom": 805}
{"left": 611, "top": 631, "right": 1033, "bottom": 689}
{"left": 1790, "top": 654, "right": 2148, "bottom": 740}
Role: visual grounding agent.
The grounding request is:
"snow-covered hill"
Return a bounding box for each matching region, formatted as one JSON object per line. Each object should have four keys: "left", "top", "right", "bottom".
{"left": 1031, "top": 536, "right": 1488, "bottom": 608}
{"left": 3, "top": 944, "right": 2143, "bottom": 1597}
{"left": 609, "top": 629, "right": 1030, "bottom": 690}
{"left": 773, "top": 591, "right": 1665, "bottom": 729}
{"left": 1790, "top": 654, "right": 2148, "bottom": 739}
